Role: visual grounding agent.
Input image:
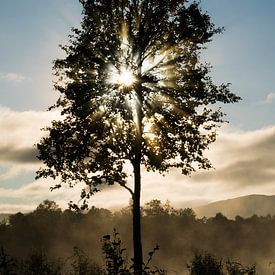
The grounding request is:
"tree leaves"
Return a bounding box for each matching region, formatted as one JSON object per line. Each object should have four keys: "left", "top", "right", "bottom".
{"left": 37, "top": 0, "right": 240, "bottom": 203}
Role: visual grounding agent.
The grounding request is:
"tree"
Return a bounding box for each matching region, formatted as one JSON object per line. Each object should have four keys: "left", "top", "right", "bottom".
{"left": 36, "top": 0, "right": 240, "bottom": 273}
{"left": 35, "top": 200, "right": 62, "bottom": 214}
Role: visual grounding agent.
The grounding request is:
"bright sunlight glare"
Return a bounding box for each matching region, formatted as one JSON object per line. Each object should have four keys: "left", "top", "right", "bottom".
{"left": 110, "top": 67, "right": 136, "bottom": 87}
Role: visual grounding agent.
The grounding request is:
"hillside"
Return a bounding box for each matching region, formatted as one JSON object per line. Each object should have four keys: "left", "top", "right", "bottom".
{"left": 195, "top": 194, "right": 275, "bottom": 218}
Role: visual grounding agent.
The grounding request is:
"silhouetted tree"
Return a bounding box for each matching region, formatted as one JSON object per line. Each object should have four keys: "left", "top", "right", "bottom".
{"left": 143, "top": 200, "right": 170, "bottom": 217}
{"left": 210, "top": 213, "right": 229, "bottom": 225}
{"left": 35, "top": 200, "right": 62, "bottom": 214}
{"left": 36, "top": 0, "right": 240, "bottom": 273}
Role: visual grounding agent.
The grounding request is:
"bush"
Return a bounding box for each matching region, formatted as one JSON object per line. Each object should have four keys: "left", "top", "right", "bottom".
{"left": 0, "top": 247, "right": 17, "bottom": 275}
{"left": 20, "top": 248, "right": 62, "bottom": 275}
{"left": 67, "top": 246, "right": 103, "bottom": 275}
{"left": 188, "top": 252, "right": 256, "bottom": 275}
{"left": 102, "top": 230, "right": 167, "bottom": 275}
{"left": 188, "top": 252, "right": 223, "bottom": 275}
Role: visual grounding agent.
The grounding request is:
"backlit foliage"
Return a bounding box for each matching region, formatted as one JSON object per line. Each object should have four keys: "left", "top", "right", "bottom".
{"left": 36, "top": 0, "right": 240, "bottom": 205}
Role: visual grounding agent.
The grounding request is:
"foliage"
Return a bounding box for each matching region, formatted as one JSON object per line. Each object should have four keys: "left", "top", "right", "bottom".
{"left": 36, "top": 0, "right": 240, "bottom": 208}
{"left": 2, "top": 200, "right": 275, "bottom": 272}
{"left": 20, "top": 248, "right": 62, "bottom": 275}
{"left": 102, "top": 230, "right": 166, "bottom": 274}
{"left": 225, "top": 260, "right": 256, "bottom": 275}
{"left": 188, "top": 252, "right": 223, "bottom": 275}
{"left": 102, "top": 230, "right": 131, "bottom": 275}
{"left": 188, "top": 252, "right": 256, "bottom": 275}
{"left": 143, "top": 245, "right": 167, "bottom": 275}
{"left": 0, "top": 247, "right": 17, "bottom": 275}
{"left": 0, "top": 245, "right": 103, "bottom": 275}
{"left": 35, "top": 200, "right": 62, "bottom": 214}
{"left": 0, "top": 244, "right": 259, "bottom": 275}
{"left": 66, "top": 246, "right": 103, "bottom": 275}
{"left": 143, "top": 200, "right": 175, "bottom": 217}
{"left": 3, "top": 200, "right": 275, "bottom": 272}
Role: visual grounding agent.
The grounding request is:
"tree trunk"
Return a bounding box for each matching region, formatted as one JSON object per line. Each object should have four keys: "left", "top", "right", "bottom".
{"left": 132, "top": 64, "right": 143, "bottom": 274}
{"left": 133, "top": 161, "right": 143, "bottom": 274}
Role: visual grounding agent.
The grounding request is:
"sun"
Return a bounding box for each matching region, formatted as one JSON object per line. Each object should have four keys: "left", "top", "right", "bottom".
{"left": 118, "top": 68, "right": 135, "bottom": 86}
{"left": 109, "top": 67, "right": 136, "bottom": 87}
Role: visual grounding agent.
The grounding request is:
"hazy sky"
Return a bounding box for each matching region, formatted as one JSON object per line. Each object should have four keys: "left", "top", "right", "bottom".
{"left": 0, "top": 0, "right": 275, "bottom": 213}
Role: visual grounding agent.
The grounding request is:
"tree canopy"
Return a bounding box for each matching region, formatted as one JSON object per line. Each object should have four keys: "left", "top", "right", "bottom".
{"left": 37, "top": 0, "right": 239, "bottom": 202}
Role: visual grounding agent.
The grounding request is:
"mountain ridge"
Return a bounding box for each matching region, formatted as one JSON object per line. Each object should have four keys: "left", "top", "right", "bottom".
{"left": 194, "top": 194, "right": 275, "bottom": 218}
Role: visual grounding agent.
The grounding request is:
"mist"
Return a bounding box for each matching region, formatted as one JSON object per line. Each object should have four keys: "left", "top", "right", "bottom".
{"left": 1, "top": 200, "right": 275, "bottom": 274}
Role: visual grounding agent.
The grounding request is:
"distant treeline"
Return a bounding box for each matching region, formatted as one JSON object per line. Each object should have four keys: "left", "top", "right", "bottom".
{"left": 1, "top": 199, "right": 275, "bottom": 274}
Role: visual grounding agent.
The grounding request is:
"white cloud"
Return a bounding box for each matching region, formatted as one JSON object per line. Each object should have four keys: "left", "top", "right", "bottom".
{"left": 0, "top": 105, "right": 60, "bottom": 164}
{"left": 138, "top": 125, "right": 275, "bottom": 207}
{"left": 0, "top": 72, "right": 27, "bottom": 83}
{"left": 0, "top": 178, "right": 89, "bottom": 213}
{"left": 1, "top": 105, "right": 275, "bottom": 213}
{"left": 0, "top": 166, "right": 28, "bottom": 182}
{"left": 0, "top": 204, "right": 36, "bottom": 214}
{"left": 262, "top": 92, "right": 275, "bottom": 104}
{"left": 188, "top": 126, "right": 275, "bottom": 199}
{"left": 0, "top": 105, "right": 61, "bottom": 182}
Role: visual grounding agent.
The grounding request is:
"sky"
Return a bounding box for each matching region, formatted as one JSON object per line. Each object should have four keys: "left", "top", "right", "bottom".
{"left": 0, "top": 0, "right": 275, "bottom": 213}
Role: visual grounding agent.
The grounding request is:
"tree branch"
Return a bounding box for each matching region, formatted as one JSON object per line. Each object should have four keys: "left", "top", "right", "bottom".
{"left": 118, "top": 182, "right": 134, "bottom": 196}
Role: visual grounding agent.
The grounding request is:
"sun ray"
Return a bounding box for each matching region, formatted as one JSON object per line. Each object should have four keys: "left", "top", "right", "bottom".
{"left": 105, "top": 19, "right": 184, "bottom": 155}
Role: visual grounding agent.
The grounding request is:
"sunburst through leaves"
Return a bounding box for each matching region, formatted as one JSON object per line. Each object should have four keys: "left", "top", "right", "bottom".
{"left": 106, "top": 22, "right": 181, "bottom": 154}
{"left": 37, "top": 1, "right": 240, "bottom": 273}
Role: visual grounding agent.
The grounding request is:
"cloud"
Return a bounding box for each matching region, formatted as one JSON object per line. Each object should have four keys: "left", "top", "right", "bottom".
{"left": 0, "top": 105, "right": 60, "bottom": 165}
{"left": 192, "top": 126, "right": 275, "bottom": 192}
{"left": 262, "top": 92, "right": 275, "bottom": 104}
{"left": 0, "top": 146, "right": 38, "bottom": 164}
{"left": 105, "top": 125, "right": 275, "bottom": 208}
{"left": 0, "top": 72, "right": 27, "bottom": 83}
{"left": 0, "top": 178, "right": 89, "bottom": 213}
{"left": 0, "top": 204, "right": 34, "bottom": 214}
{"left": 0, "top": 105, "right": 61, "bottom": 181}
{"left": 1, "top": 105, "right": 275, "bottom": 213}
